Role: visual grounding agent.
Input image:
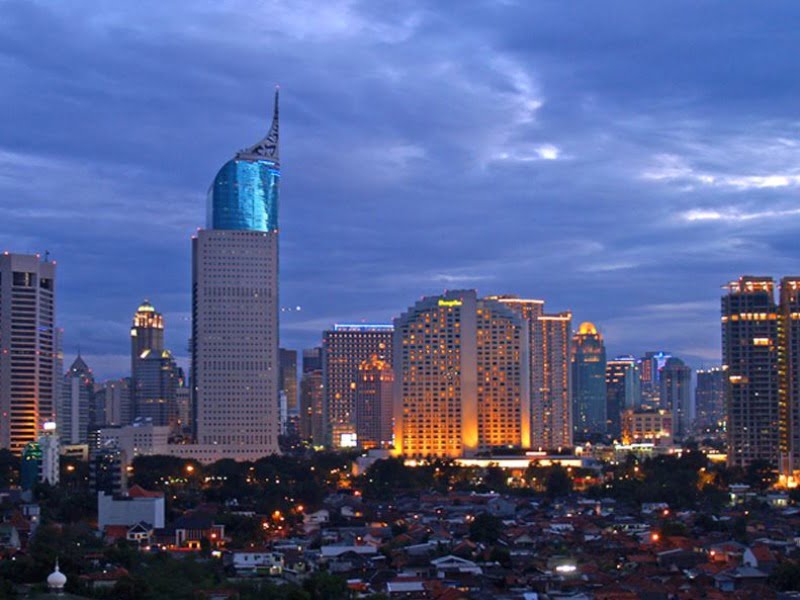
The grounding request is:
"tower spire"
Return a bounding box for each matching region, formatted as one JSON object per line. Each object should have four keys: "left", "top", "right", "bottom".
{"left": 236, "top": 86, "right": 280, "bottom": 165}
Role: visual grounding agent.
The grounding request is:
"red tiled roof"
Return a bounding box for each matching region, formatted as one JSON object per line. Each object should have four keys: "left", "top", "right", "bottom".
{"left": 127, "top": 484, "right": 163, "bottom": 498}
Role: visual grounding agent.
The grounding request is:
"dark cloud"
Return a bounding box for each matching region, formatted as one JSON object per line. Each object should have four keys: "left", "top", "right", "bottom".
{"left": 2, "top": 0, "right": 799, "bottom": 378}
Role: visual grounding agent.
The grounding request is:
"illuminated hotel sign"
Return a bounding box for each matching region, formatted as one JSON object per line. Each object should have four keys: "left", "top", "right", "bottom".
{"left": 438, "top": 299, "right": 463, "bottom": 307}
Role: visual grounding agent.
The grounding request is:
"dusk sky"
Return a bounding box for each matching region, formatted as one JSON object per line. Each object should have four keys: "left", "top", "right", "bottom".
{"left": 3, "top": 1, "right": 800, "bottom": 380}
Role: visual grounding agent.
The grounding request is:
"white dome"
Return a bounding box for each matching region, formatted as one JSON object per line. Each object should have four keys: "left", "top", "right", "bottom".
{"left": 47, "top": 562, "right": 67, "bottom": 589}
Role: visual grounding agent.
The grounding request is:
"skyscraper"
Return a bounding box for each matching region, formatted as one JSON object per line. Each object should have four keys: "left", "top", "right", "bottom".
{"left": 695, "top": 366, "right": 726, "bottom": 433}
{"left": 393, "top": 291, "right": 529, "bottom": 457}
{"left": 722, "top": 276, "right": 779, "bottom": 468}
{"left": 605, "top": 355, "right": 640, "bottom": 439}
{"left": 322, "top": 324, "right": 393, "bottom": 448}
{"left": 355, "top": 356, "right": 394, "bottom": 450}
{"left": 279, "top": 349, "right": 298, "bottom": 412}
{"left": 639, "top": 351, "right": 671, "bottom": 410}
{"left": 571, "top": 322, "right": 607, "bottom": 440}
{"left": 97, "top": 378, "right": 132, "bottom": 427}
{"left": 0, "top": 254, "right": 57, "bottom": 453}
{"left": 60, "top": 355, "right": 95, "bottom": 445}
{"left": 190, "top": 90, "right": 281, "bottom": 460}
{"left": 778, "top": 277, "right": 800, "bottom": 476}
{"left": 660, "top": 357, "right": 692, "bottom": 439}
{"left": 300, "top": 348, "right": 324, "bottom": 445}
{"left": 131, "top": 301, "right": 164, "bottom": 374}
{"left": 538, "top": 313, "right": 573, "bottom": 449}
{"left": 493, "top": 297, "right": 571, "bottom": 450}
{"left": 134, "top": 350, "right": 180, "bottom": 428}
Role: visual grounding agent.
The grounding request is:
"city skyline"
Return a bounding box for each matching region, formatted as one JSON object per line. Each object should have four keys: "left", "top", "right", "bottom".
{"left": 4, "top": 2, "right": 800, "bottom": 379}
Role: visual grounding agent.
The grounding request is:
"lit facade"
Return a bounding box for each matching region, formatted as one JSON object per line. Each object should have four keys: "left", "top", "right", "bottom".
{"left": 538, "top": 313, "right": 573, "bottom": 449}
{"left": 476, "top": 299, "right": 530, "bottom": 450}
{"left": 0, "top": 254, "right": 57, "bottom": 453}
{"left": 571, "top": 322, "right": 607, "bottom": 440}
{"left": 722, "top": 276, "right": 779, "bottom": 468}
{"left": 660, "top": 357, "right": 692, "bottom": 439}
{"left": 621, "top": 409, "right": 673, "bottom": 446}
{"left": 493, "top": 297, "right": 571, "bottom": 450}
{"left": 639, "top": 351, "right": 671, "bottom": 410}
{"left": 779, "top": 277, "right": 800, "bottom": 475}
{"left": 322, "top": 325, "right": 393, "bottom": 448}
{"left": 606, "top": 355, "right": 640, "bottom": 439}
{"left": 190, "top": 91, "right": 281, "bottom": 459}
{"left": 355, "top": 356, "right": 394, "bottom": 449}
{"left": 393, "top": 291, "right": 529, "bottom": 457}
{"left": 394, "top": 291, "right": 479, "bottom": 458}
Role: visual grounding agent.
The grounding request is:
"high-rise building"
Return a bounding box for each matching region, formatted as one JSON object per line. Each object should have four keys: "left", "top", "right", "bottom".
{"left": 639, "top": 351, "right": 671, "bottom": 410}
{"left": 660, "top": 357, "right": 692, "bottom": 439}
{"left": 571, "top": 322, "right": 607, "bottom": 440}
{"left": 0, "top": 254, "right": 57, "bottom": 453}
{"left": 131, "top": 300, "right": 164, "bottom": 375}
{"left": 393, "top": 291, "right": 529, "bottom": 457}
{"left": 779, "top": 277, "right": 800, "bottom": 475}
{"left": 322, "top": 324, "right": 393, "bottom": 448}
{"left": 189, "top": 91, "right": 281, "bottom": 460}
{"left": 300, "top": 348, "right": 324, "bottom": 445}
{"left": 493, "top": 297, "right": 571, "bottom": 450}
{"left": 538, "top": 313, "right": 573, "bottom": 449}
{"left": 695, "top": 366, "right": 727, "bottom": 433}
{"left": 134, "top": 350, "right": 180, "bottom": 428}
{"left": 605, "top": 355, "right": 640, "bottom": 439}
{"left": 279, "top": 349, "right": 298, "bottom": 412}
{"left": 59, "top": 355, "right": 95, "bottom": 445}
{"left": 130, "top": 301, "right": 180, "bottom": 428}
{"left": 97, "top": 378, "right": 132, "bottom": 427}
{"left": 355, "top": 356, "right": 394, "bottom": 450}
{"left": 722, "top": 276, "right": 779, "bottom": 468}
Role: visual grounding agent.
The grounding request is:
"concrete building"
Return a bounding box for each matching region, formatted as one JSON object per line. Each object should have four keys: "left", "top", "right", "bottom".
{"left": 97, "top": 378, "right": 132, "bottom": 427}
{"left": 660, "top": 357, "right": 692, "bottom": 439}
{"left": 91, "top": 442, "right": 127, "bottom": 496}
{"left": 621, "top": 409, "right": 673, "bottom": 446}
{"left": 493, "top": 297, "right": 571, "bottom": 450}
{"left": 393, "top": 291, "right": 529, "bottom": 457}
{"left": 571, "top": 322, "right": 607, "bottom": 440}
{"left": 98, "top": 485, "right": 165, "bottom": 530}
{"left": 97, "top": 421, "right": 170, "bottom": 466}
{"left": 0, "top": 253, "right": 58, "bottom": 453}
{"left": 134, "top": 350, "right": 180, "bottom": 428}
{"left": 606, "top": 356, "right": 641, "bottom": 440}
{"left": 279, "top": 349, "right": 298, "bottom": 412}
{"left": 722, "top": 276, "right": 779, "bottom": 468}
{"left": 300, "top": 348, "right": 324, "bottom": 445}
{"left": 322, "top": 324, "right": 393, "bottom": 448}
{"left": 639, "top": 351, "right": 671, "bottom": 410}
{"left": 779, "top": 277, "right": 800, "bottom": 476}
{"left": 695, "top": 366, "right": 727, "bottom": 433}
{"left": 59, "top": 355, "right": 95, "bottom": 445}
{"left": 189, "top": 90, "right": 281, "bottom": 460}
{"left": 355, "top": 356, "right": 394, "bottom": 450}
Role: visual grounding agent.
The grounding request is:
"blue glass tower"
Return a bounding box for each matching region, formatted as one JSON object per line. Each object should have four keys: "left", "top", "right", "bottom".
{"left": 207, "top": 89, "right": 280, "bottom": 232}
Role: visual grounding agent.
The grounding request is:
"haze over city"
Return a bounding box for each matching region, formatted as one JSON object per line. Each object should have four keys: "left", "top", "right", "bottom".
{"left": 3, "top": 1, "right": 800, "bottom": 379}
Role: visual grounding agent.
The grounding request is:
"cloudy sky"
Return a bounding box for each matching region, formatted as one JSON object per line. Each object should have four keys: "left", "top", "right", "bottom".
{"left": 2, "top": 1, "right": 799, "bottom": 379}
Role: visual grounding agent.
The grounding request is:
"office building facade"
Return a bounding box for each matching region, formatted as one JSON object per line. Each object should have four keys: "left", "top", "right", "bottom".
{"left": 660, "top": 357, "right": 692, "bottom": 439}
{"left": 322, "top": 324, "right": 393, "bottom": 448}
{"left": 355, "top": 356, "right": 394, "bottom": 449}
{"left": 190, "top": 91, "right": 281, "bottom": 459}
{"left": 695, "top": 366, "right": 727, "bottom": 433}
{"left": 59, "top": 355, "right": 95, "bottom": 445}
{"left": 0, "top": 254, "right": 57, "bottom": 453}
{"left": 571, "top": 322, "right": 607, "bottom": 440}
{"left": 606, "top": 355, "right": 640, "bottom": 439}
